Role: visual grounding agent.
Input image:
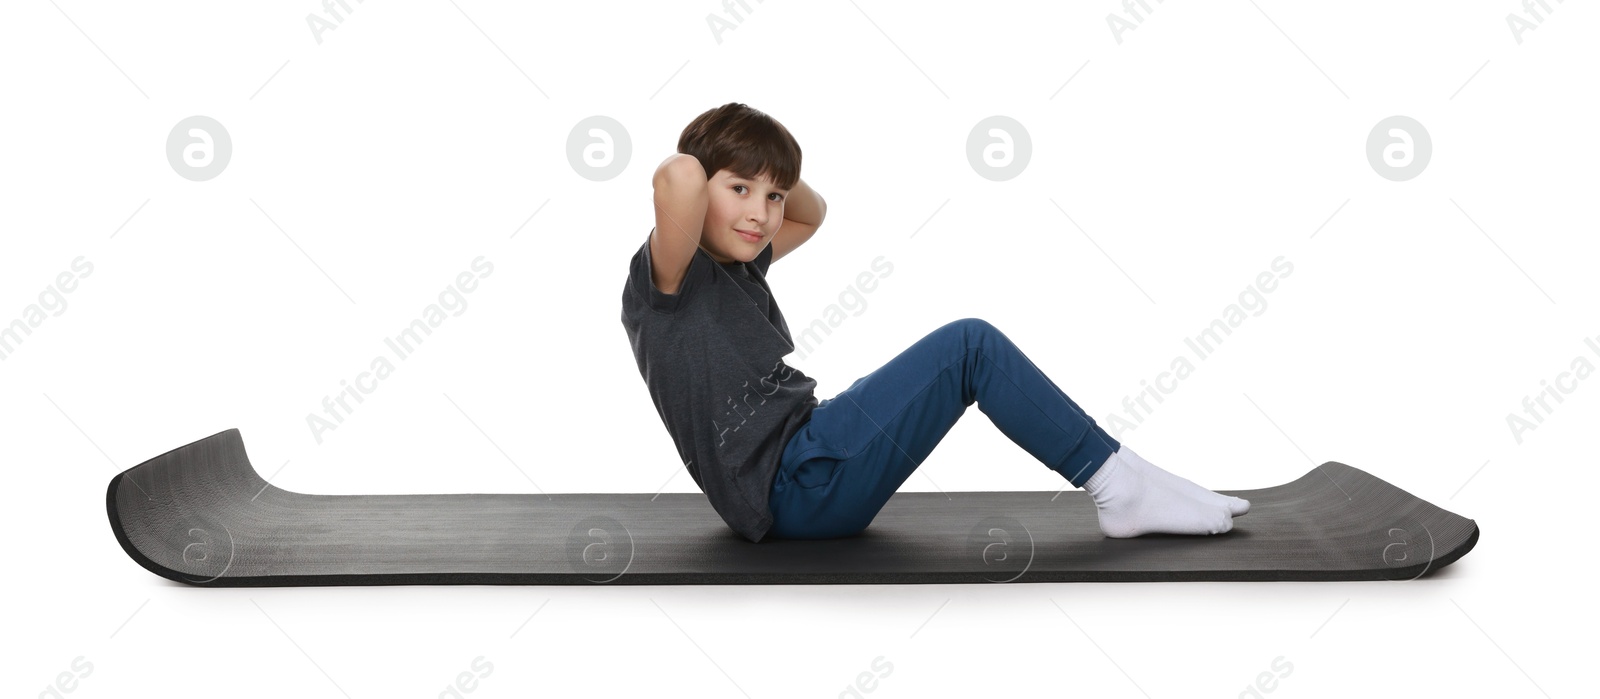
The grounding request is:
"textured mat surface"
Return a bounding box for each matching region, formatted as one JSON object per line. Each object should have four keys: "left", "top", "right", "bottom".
{"left": 107, "top": 429, "right": 1478, "bottom": 586}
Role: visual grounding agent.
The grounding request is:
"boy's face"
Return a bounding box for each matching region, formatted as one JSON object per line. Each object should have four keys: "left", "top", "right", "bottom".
{"left": 701, "top": 168, "right": 789, "bottom": 264}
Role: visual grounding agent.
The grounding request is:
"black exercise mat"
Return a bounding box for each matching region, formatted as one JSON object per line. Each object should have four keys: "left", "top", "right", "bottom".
{"left": 106, "top": 429, "right": 1478, "bottom": 586}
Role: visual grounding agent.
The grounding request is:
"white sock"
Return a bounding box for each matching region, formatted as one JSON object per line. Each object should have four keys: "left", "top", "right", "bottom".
{"left": 1118, "top": 446, "right": 1250, "bottom": 516}
{"left": 1084, "top": 446, "right": 1239, "bottom": 537}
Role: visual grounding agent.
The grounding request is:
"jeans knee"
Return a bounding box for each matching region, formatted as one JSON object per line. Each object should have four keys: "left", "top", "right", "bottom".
{"left": 947, "top": 317, "right": 996, "bottom": 337}
{"left": 925, "top": 318, "right": 999, "bottom": 356}
{"left": 950, "top": 318, "right": 1002, "bottom": 348}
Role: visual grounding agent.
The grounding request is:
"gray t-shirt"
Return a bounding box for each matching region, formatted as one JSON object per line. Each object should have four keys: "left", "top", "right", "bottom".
{"left": 620, "top": 228, "right": 819, "bottom": 542}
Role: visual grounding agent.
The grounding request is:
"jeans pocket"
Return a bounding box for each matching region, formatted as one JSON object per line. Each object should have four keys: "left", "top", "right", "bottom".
{"left": 792, "top": 457, "right": 839, "bottom": 489}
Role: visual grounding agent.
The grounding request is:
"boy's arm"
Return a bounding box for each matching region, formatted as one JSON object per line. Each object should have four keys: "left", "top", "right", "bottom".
{"left": 770, "top": 177, "right": 826, "bottom": 264}
{"left": 650, "top": 154, "right": 710, "bottom": 296}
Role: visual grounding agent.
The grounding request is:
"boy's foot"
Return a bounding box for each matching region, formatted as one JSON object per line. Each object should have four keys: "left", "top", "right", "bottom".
{"left": 1084, "top": 447, "right": 1241, "bottom": 538}
{"left": 1118, "top": 447, "right": 1250, "bottom": 516}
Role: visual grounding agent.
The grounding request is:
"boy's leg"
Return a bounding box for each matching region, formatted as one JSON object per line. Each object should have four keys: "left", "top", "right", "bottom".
{"left": 770, "top": 317, "right": 1121, "bottom": 539}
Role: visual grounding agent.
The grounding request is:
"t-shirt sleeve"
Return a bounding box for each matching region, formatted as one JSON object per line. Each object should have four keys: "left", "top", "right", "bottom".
{"left": 635, "top": 229, "right": 708, "bottom": 314}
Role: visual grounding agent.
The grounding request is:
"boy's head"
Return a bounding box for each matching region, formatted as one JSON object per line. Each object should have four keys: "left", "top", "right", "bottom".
{"left": 678, "top": 103, "right": 802, "bottom": 264}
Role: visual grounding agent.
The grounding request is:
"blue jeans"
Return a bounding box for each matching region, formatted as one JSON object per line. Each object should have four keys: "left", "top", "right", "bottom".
{"left": 769, "top": 317, "right": 1122, "bottom": 540}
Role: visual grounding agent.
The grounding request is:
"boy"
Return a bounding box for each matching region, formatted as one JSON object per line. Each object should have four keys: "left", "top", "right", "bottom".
{"left": 620, "top": 103, "right": 1248, "bottom": 543}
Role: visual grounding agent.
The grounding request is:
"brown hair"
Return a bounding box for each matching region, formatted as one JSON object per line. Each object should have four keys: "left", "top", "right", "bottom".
{"left": 677, "top": 102, "right": 801, "bottom": 191}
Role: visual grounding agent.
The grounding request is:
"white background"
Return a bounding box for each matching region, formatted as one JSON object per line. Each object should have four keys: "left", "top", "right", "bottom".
{"left": 4, "top": 1, "right": 1594, "bottom": 697}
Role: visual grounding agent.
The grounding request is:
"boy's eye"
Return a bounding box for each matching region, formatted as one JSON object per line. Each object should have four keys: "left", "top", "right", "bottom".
{"left": 733, "top": 184, "right": 784, "bottom": 202}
